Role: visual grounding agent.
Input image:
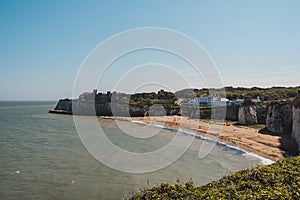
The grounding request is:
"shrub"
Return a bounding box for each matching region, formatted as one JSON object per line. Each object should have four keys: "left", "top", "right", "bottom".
{"left": 129, "top": 156, "right": 300, "bottom": 200}
{"left": 242, "top": 98, "right": 255, "bottom": 106}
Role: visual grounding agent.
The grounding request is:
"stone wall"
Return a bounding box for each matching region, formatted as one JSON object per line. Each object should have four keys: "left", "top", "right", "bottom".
{"left": 72, "top": 99, "right": 98, "bottom": 116}
{"left": 51, "top": 98, "right": 179, "bottom": 117}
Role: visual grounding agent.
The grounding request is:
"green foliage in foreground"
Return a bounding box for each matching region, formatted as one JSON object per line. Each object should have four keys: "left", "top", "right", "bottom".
{"left": 129, "top": 156, "right": 300, "bottom": 200}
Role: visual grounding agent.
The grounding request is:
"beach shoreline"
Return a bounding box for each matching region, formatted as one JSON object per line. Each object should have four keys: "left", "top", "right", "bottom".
{"left": 105, "top": 115, "right": 298, "bottom": 162}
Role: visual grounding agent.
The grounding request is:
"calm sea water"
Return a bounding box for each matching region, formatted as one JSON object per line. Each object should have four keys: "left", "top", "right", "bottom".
{"left": 0, "top": 101, "right": 264, "bottom": 199}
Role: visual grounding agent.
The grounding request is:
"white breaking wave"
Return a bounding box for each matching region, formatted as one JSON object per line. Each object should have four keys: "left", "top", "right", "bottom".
{"left": 114, "top": 117, "right": 275, "bottom": 166}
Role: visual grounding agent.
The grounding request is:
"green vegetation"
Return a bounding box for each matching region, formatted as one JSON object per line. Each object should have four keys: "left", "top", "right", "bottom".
{"left": 175, "top": 86, "right": 300, "bottom": 101}
{"left": 175, "top": 88, "right": 225, "bottom": 99}
{"left": 129, "top": 90, "right": 179, "bottom": 110}
{"left": 225, "top": 86, "right": 299, "bottom": 101}
{"left": 129, "top": 87, "right": 299, "bottom": 110}
{"left": 125, "top": 87, "right": 299, "bottom": 114}
{"left": 242, "top": 98, "right": 256, "bottom": 106}
{"left": 129, "top": 156, "right": 300, "bottom": 200}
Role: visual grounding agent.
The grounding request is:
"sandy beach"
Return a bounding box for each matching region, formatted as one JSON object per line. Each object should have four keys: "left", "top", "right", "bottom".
{"left": 112, "top": 116, "right": 298, "bottom": 161}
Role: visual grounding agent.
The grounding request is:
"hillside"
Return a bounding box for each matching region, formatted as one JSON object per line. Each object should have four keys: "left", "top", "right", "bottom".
{"left": 129, "top": 156, "right": 300, "bottom": 199}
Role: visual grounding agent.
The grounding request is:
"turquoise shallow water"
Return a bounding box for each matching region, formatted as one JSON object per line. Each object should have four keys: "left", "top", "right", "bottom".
{"left": 0, "top": 102, "right": 264, "bottom": 199}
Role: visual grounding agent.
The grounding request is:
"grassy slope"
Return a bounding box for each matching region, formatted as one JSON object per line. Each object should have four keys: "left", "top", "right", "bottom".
{"left": 129, "top": 156, "right": 300, "bottom": 200}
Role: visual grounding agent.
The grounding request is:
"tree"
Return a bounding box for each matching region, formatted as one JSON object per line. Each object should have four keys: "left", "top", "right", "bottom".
{"left": 242, "top": 98, "right": 255, "bottom": 106}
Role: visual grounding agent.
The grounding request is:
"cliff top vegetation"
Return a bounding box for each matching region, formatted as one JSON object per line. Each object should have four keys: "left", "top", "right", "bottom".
{"left": 129, "top": 156, "right": 300, "bottom": 200}
{"left": 242, "top": 98, "right": 255, "bottom": 106}
{"left": 175, "top": 86, "right": 300, "bottom": 101}
{"left": 129, "top": 89, "right": 179, "bottom": 110}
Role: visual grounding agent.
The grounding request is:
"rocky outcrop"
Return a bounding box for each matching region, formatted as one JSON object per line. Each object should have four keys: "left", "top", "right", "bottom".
{"left": 110, "top": 102, "right": 146, "bottom": 117}
{"left": 291, "top": 95, "right": 300, "bottom": 151}
{"left": 225, "top": 105, "right": 239, "bottom": 121}
{"left": 54, "top": 99, "right": 72, "bottom": 111}
{"left": 266, "top": 103, "right": 292, "bottom": 134}
{"left": 49, "top": 99, "right": 72, "bottom": 114}
{"left": 181, "top": 105, "right": 238, "bottom": 120}
{"left": 238, "top": 106, "right": 257, "bottom": 125}
{"left": 256, "top": 105, "right": 267, "bottom": 124}
{"left": 291, "top": 107, "right": 300, "bottom": 151}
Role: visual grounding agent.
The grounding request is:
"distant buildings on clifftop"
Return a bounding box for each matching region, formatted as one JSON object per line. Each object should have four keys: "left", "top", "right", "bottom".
{"left": 75, "top": 89, "right": 266, "bottom": 108}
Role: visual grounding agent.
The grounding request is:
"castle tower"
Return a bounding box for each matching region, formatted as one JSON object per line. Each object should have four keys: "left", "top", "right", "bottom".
{"left": 93, "top": 89, "right": 97, "bottom": 96}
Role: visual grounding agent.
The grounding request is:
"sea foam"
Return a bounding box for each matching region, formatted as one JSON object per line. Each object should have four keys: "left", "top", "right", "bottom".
{"left": 114, "top": 117, "right": 275, "bottom": 166}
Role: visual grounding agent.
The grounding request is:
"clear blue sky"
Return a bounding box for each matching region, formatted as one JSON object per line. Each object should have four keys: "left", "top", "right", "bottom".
{"left": 0, "top": 0, "right": 299, "bottom": 100}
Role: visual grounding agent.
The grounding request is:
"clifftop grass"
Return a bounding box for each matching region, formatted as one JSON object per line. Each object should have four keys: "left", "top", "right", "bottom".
{"left": 129, "top": 156, "right": 300, "bottom": 200}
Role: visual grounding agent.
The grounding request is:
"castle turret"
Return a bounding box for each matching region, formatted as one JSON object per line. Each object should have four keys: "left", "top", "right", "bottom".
{"left": 93, "top": 89, "right": 97, "bottom": 97}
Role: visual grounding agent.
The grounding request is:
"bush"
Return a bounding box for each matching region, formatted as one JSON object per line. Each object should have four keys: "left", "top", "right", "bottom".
{"left": 129, "top": 156, "right": 300, "bottom": 200}
{"left": 242, "top": 98, "right": 255, "bottom": 106}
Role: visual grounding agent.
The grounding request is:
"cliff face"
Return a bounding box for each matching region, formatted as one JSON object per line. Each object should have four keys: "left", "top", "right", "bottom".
{"left": 238, "top": 106, "right": 257, "bottom": 125}
{"left": 266, "top": 103, "right": 292, "bottom": 134}
{"left": 54, "top": 99, "right": 72, "bottom": 111}
{"left": 110, "top": 102, "right": 146, "bottom": 117}
{"left": 256, "top": 106, "right": 267, "bottom": 124}
{"left": 225, "top": 105, "right": 239, "bottom": 121}
{"left": 50, "top": 99, "right": 73, "bottom": 114}
{"left": 291, "top": 107, "right": 300, "bottom": 151}
{"left": 181, "top": 105, "right": 238, "bottom": 120}
{"left": 51, "top": 99, "right": 178, "bottom": 117}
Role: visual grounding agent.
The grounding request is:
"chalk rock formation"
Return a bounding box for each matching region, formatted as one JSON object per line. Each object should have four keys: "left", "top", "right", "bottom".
{"left": 238, "top": 106, "right": 257, "bottom": 125}
{"left": 266, "top": 103, "right": 292, "bottom": 134}
{"left": 291, "top": 107, "right": 300, "bottom": 151}
{"left": 291, "top": 95, "right": 300, "bottom": 151}
{"left": 256, "top": 105, "right": 267, "bottom": 124}
{"left": 180, "top": 105, "right": 237, "bottom": 120}
{"left": 225, "top": 105, "right": 239, "bottom": 121}
{"left": 52, "top": 99, "right": 72, "bottom": 114}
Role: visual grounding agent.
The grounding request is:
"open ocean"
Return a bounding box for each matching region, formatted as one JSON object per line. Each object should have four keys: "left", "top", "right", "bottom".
{"left": 0, "top": 101, "right": 269, "bottom": 199}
